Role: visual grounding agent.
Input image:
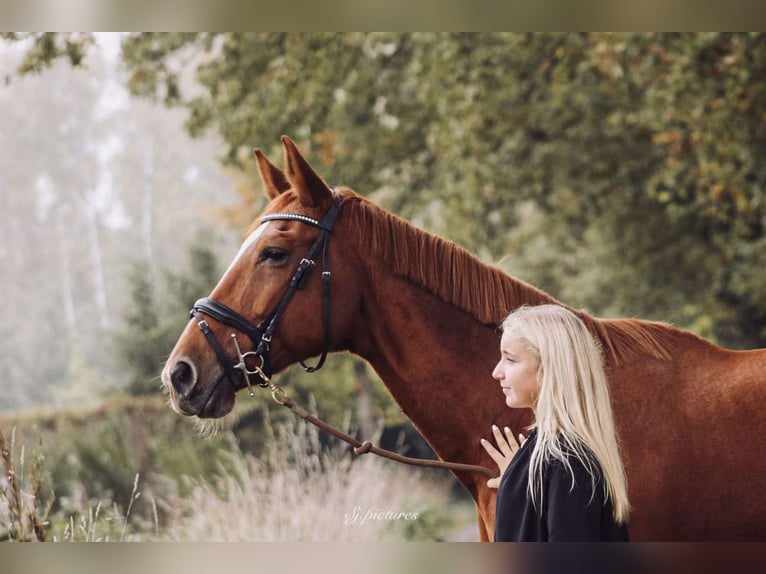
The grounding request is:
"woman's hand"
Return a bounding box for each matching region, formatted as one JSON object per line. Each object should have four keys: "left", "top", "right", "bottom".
{"left": 481, "top": 425, "right": 526, "bottom": 489}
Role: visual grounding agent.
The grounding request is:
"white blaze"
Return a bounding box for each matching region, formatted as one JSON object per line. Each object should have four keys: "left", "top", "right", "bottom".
{"left": 216, "top": 222, "right": 269, "bottom": 288}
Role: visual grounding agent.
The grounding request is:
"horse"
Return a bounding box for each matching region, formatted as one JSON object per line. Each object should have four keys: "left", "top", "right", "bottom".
{"left": 162, "top": 136, "right": 766, "bottom": 541}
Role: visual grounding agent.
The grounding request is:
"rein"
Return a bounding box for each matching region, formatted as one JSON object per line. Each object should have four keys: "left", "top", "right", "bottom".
{"left": 189, "top": 192, "right": 496, "bottom": 479}
{"left": 267, "top": 375, "right": 496, "bottom": 478}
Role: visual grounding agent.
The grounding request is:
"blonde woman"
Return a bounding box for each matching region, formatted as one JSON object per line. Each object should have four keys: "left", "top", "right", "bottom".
{"left": 481, "top": 304, "right": 630, "bottom": 541}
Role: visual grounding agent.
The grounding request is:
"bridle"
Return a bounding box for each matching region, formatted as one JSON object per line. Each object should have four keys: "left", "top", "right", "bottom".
{"left": 186, "top": 190, "right": 496, "bottom": 479}
{"left": 190, "top": 193, "right": 343, "bottom": 396}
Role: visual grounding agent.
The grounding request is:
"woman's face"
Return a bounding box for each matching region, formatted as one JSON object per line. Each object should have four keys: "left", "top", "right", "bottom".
{"left": 492, "top": 332, "right": 540, "bottom": 410}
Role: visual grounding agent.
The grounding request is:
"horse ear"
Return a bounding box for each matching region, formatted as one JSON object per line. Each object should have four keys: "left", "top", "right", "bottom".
{"left": 254, "top": 148, "right": 290, "bottom": 200}
{"left": 281, "top": 135, "right": 332, "bottom": 209}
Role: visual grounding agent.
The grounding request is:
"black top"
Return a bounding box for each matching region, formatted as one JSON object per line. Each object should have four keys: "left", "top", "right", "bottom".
{"left": 494, "top": 429, "right": 629, "bottom": 542}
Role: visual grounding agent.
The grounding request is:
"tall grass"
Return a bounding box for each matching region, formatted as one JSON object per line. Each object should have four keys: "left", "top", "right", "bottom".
{"left": 0, "top": 426, "right": 149, "bottom": 542}
{"left": 161, "top": 419, "right": 458, "bottom": 541}
{"left": 0, "top": 427, "right": 53, "bottom": 541}
{"left": 2, "top": 403, "right": 466, "bottom": 541}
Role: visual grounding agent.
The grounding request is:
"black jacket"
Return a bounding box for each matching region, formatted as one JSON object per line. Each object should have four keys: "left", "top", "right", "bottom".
{"left": 494, "top": 429, "right": 629, "bottom": 542}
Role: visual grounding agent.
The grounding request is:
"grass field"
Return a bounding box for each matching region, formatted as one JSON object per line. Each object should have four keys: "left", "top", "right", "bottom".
{"left": 1, "top": 395, "right": 476, "bottom": 541}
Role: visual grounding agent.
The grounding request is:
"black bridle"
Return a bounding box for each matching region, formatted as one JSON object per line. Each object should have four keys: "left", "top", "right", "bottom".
{"left": 190, "top": 194, "right": 343, "bottom": 396}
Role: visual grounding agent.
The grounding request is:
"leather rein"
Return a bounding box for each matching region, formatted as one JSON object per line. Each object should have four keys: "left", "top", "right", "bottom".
{"left": 189, "top": 192, "right": 495, "bottom": 479}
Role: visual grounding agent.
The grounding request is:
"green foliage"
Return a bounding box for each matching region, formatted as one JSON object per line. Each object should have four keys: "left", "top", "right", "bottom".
{"left": 115, "top": 262, "right": 165, "bottom": 395}
{"left": 164, "top": 229, "right": 223, "bottom": 314}
{"left": 1, "top": 33, "right": 94, "bottom": 74}
{"left": 115, "top": 231, "right": 222, "bottom": 396}
{"left": 120, "top": 32, "right": 766, "bottom": 348}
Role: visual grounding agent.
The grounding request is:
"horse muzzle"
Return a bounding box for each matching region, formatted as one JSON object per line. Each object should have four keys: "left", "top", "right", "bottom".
{"left": 163, "top": 353, "right": 238, "bottom": 418}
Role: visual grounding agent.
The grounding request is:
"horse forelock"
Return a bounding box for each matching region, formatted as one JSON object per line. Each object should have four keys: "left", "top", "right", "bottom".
{"left": 340, "top": 192, "right": 675, "bottom": 364}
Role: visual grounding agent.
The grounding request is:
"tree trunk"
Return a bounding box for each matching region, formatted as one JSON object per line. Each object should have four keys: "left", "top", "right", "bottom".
{"left": 84, "top": 202, "right": 110, "bottom": 329}
{"left": 56, "top": 210, "right": 77, "bottom": 338}
{"left": 142, "top": 139, "right": 154, "bottom": 265}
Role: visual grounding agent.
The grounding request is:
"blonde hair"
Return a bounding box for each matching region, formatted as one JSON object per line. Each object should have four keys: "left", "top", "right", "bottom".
{"left": 502, "top": 304, "right": 631, "bottom": 523}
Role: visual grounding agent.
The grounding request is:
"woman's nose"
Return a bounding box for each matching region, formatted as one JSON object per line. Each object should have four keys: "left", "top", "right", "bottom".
{"left": 491, "top": 361, "right": 503, "bottom": 381}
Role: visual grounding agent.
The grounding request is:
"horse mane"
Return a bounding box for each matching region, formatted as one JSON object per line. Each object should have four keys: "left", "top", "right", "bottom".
{"left": 341, "top": 191, "right": 675, "bottom": 364}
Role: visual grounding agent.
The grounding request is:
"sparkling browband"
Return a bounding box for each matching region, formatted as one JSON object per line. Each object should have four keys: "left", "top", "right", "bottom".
{"left": 261, "top": 213, "right": 322, "bottom": 227}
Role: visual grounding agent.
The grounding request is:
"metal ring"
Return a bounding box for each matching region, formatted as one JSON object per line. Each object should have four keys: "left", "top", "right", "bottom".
{"left": 241, "top": 353, "right": 265, "bottom": 375}
{"left": 270, "top": 385, "right": 286, "bottom": 405}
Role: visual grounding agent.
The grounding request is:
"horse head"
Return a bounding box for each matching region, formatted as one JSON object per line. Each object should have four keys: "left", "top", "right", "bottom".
{"left": 162, "top": 136, "right": 362, "bottom": 418}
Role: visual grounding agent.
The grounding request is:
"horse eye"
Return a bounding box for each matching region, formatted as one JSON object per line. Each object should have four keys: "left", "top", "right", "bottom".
{"left": 259, "top": 248, "right": 288, "bottom": 264}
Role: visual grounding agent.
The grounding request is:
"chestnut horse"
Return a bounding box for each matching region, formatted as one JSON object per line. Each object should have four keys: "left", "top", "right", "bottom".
{"left": 162, "top": 136, "right": 766, "bottom": 541}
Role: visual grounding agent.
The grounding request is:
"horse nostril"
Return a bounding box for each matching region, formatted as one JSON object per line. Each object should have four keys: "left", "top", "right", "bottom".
{"left": 170, "top": 360, "right": 196, "bottom": 398}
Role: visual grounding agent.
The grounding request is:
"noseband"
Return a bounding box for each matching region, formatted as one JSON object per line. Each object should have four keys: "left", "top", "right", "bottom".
{"left": 190, "top": 194, "right": 343, "bottom": 396}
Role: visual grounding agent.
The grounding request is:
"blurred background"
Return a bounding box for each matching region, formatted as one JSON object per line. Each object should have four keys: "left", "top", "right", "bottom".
{"left": 1, "top": 32, "right": 765, "bottom": 541}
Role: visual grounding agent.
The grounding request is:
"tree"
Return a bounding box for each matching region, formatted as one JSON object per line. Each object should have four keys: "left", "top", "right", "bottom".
{"left": 6, "top": 33, "right": 766, "bottom": 412}
{"left": 0, "top": 36, "right": 238, "bottom": 411}
{"left": 116, "top": 261, "right": 166, "bottom": 395}
{"left": 0, "top": 33, "right": 93, "bottom": 74}
{"left": 119, "top": 32, "right": 766, "bottom": 348}
{"left": 116, "top": 232, "right": 223, "bottom": 396}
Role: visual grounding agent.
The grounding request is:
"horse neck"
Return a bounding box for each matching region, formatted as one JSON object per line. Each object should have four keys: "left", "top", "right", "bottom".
{"left": 340, "top": 198, "right": 540, "bottom": 476}
{"left": 351, "top": 265, "right": 511, "bottom": 468}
